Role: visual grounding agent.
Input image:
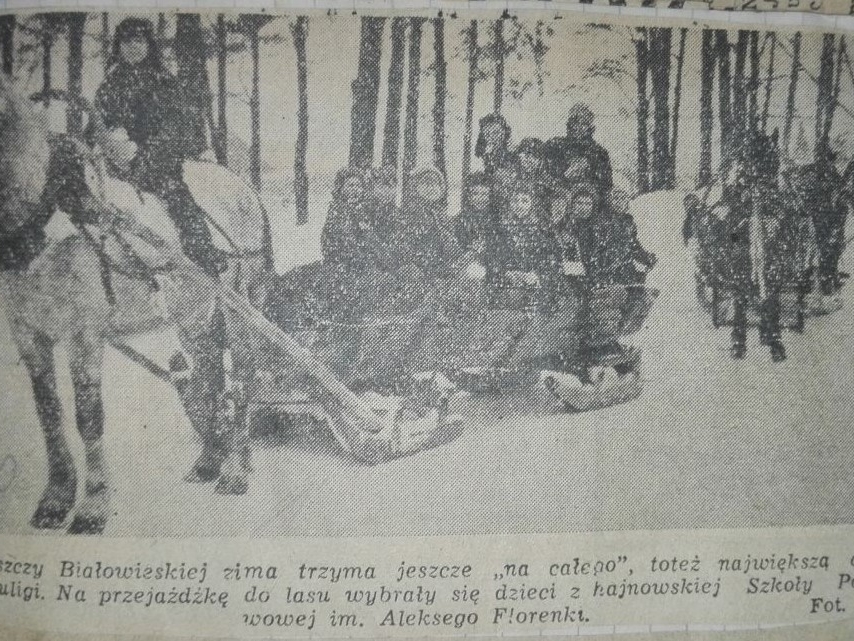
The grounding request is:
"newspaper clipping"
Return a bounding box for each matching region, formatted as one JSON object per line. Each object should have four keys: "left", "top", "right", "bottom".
{"left": 0, "top": 4, "right": 853, "bottom": 640}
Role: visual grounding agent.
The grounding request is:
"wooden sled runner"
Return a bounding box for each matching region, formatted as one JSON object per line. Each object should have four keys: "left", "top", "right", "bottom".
{"left": 461, "top": 286, "right": 658, "bottom": 412}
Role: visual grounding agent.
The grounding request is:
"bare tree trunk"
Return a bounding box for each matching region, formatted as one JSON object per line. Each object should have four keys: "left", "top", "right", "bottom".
{"left": 0, "top": 16, "right": 14, "bottom": 76}
{"left": 381, "top": 18, "right": 407, "bottom": 169}
{"left": 66, "top": 13, "right": 87, "bottom": 136}
{"left": 349, "top": 16, "right": 385, "bottom": 168}
{"left": 761, "top": 33, "right": 776, "bottom": 131}
{"left": 245, "top": 22, "right": 264, "bottom": 190}
{"left": 402, "top": 18, "right": 424, "bottom": 189}
{"left": 782, "top": 32, "right": 801, "bottom": 157}
{"left": 432, "top": 17, "right": 447, "bottom": 177}
{"left": 493, "top": 18, "right": 505, "bottom": 114}
{"left": 175, "top": 14, "right": 215, "bottom": 158}
{"left": 461, "top": 20, "right": 479, "bottom": 185}
{"left": 669, "top": 27, "right": 687, "bottom": 187}
{"left": 41, "top": 18, "right": 53, "bottom": 106}
{"left": 213, "top": 14, "right": 228, "bottom": 165}
{"left": 716, "top": 30, "right": 732, "bottom": 172}
{"left": 815, "top": 33, "right": 835, "bottom": 154}
{"left": 649, "top": 27, "right": 672, "bottom": 190}
{"left": 825, "top": 36, "right": 846, "bottom": 144}
{"left": 101, "top": 14, "right": 110, "bottom": 70}
{"left": 635, "top": 28, "right": 650, "bottom": 194}
{"left": 747, "top": 30, "right": 760, "bottom": 132}
{"left": 732, "top": 30, "right": 748, "bottom": 145}
{"left": 236, "top": 15, "right": 272, "bottom": 190}
{"left": 698, "top": 29, "right": 715, "bottom": 187}
{"left": 157, "top": 14, "right": 167, "bottom": 49}
{"left": 292, "top": 16, "right": 310, "bottom": 225}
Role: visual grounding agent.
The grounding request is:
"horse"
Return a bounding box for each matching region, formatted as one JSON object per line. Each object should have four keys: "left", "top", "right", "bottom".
{"left": 0, "top": 76, "right": 272, "bottom": 534}
{"left": 782, "top": 151, "right": 853, "bottom": 297}
{"left": 688, "top": 129, "right": 815, "bottom": 360}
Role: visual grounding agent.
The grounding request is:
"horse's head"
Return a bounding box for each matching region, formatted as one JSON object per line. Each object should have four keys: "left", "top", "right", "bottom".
{"left": 0, "top": 74, "right": 51, "bottom": 232}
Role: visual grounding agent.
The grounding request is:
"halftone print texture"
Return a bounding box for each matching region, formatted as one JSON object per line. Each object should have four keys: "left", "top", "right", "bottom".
{"left": 0, "top": 8, "right": 851, "bottom": 539}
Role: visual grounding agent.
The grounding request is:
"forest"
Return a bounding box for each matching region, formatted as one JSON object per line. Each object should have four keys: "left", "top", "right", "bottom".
{"left": 0, "top": 12, "right": 849, "bottom": 233}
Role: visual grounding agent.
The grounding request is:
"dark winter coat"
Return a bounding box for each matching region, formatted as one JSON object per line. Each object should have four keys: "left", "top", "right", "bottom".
{"left": 318, "top": 200, "right": 400, "bottom": 321}
{"left": 544, "top": 136, "right": 613, "bottom": 195}
{"left": 606, "top": 213, "right": 655, "bottom": 284}
{"left": 485, "top": 211, "right": 556, "bottom": 288}
{"left": 320, "top": 201, "right": 396, "bottom": 273}
{"left": 395, "top": 197, "right": 462, "bottom": 278}
{"left": 455, "top": 204, "right": 494, "bottom": 253}
{"left": 584, "top": 217, "right": 642, "bottom": 286}
{"left": 691, "top": 204, "right": 731, "bottom": 284}
{"left": 95, "top": 62, "right": 206, "bottom": 183}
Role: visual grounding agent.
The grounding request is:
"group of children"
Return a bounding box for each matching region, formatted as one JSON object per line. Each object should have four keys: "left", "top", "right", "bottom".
{"left": 264, "top": 106, "right": 660, "bottom": 387}
{"left": 456, "top": 163, "right": 657, "bottom": 307}
{"left": 316, "top": 110, "right": 657, "bottom": 323}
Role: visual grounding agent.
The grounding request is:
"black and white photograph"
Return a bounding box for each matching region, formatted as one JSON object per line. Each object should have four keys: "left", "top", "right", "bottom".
{"left": 0, "top": 9, "right": 852, "bottom": 537}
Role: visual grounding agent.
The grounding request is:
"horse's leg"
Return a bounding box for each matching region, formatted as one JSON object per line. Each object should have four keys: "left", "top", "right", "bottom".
{"left": 175, "top": 309, "right": 227, "bottom": 483}
{"left": 66, "top": 332, "right": 109, "bottom": 534}
{"left": 730, "top": 288, "right": 748, "bottom": 359}
{"left": 214, "top": 306, "right": 254, "bottom": 496}
{"left": 19, "top": 331, "right": 77, "bottom": 529}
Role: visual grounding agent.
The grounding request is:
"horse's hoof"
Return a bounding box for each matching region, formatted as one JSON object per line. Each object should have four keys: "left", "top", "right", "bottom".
{"left": 215, "top": 475, "right": 248, "bottom": 496}
{"left": 184, "top": 465, "right": 220, "bottom": 484}
{"left": 67, "top": 514, "right": 105, "bottom": 535}
{"left": 30, "top": 503, "right": 70, "bottom": 530}
{"left": 770, "top": 343, "right": 787, "bottom": 363}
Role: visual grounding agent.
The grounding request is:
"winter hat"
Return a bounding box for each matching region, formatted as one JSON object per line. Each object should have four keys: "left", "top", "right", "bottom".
{"left": 516, "top": 137, "right": 545, "bottom": 158}
{"left": 409, "top": 167, "right": 446, "bottom": 194}
{"left": 111, "top": 18, "right": 162, "bottom": 67}
{"left": 114, "top": 17, "right": 154, "bottom": 42}
{"left": 475, "top": 113, "right": 511, "bottom": 159}
{"left": 566, "top": 103, "right": 595, "bottom": 129}
{"left": 332, "top": 166, "right": 369, "bottom": 201}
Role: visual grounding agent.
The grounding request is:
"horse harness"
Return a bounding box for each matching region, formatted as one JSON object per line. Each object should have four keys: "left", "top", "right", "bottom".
{"left": 0, "top": 201, "right": 53, "bottom": 272}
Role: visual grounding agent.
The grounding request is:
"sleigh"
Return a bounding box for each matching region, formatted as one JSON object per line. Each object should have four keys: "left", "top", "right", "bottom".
{"left": 689, "top": 184, "right": 845, "bottom": 332}
{"left": 690, "top": 230, "right": 845, "bottom": 331}
{"left": 423, "top": 281, "right": 658, "bottom": 413}
{"left": 263, "top": 269, "right": 658, "bottom": 416}
{"left": 693, "top": 272, "right": 807, "bottom": 332}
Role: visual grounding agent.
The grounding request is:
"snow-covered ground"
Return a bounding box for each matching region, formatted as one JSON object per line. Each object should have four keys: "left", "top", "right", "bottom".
{"left": 1, "top": 191, "right": 853, "bottom": 537}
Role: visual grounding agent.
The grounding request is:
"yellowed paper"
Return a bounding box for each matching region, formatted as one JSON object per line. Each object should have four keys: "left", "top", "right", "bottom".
{"left": 0, "top": 6, "right": 853, "bottom": 640}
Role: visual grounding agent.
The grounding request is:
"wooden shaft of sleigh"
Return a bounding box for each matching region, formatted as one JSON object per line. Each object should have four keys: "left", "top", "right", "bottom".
{"left": 182, "top": 260, "right": 389, "bottom": 438}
